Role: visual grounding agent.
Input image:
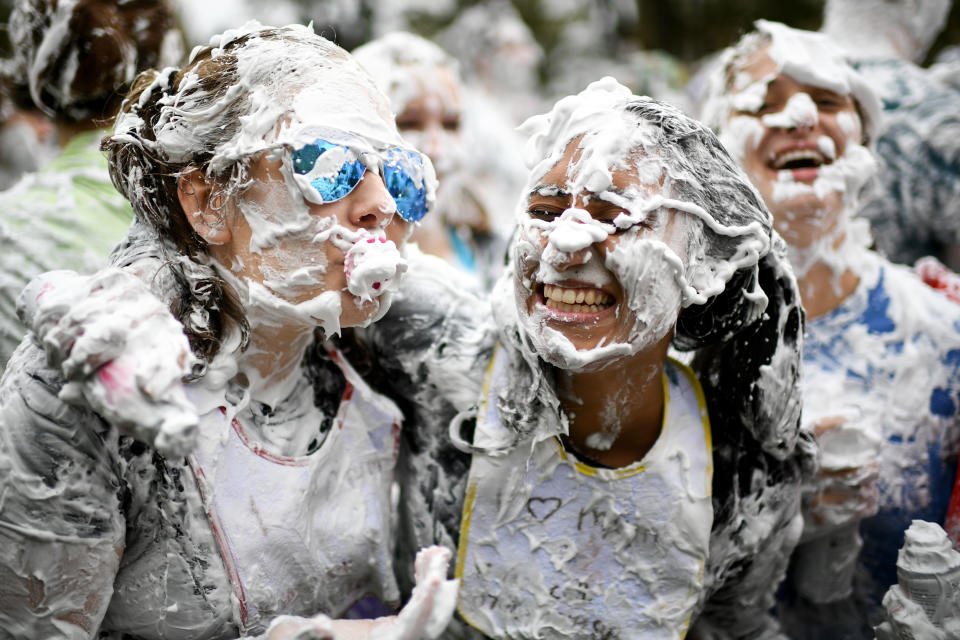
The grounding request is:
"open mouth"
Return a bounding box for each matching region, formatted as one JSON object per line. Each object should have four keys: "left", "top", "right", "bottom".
{"left": 770, "top": 148, "right": 829, "bottom": 173}
{"left": 541, "top": 283, "right": 615, "bottom": 314}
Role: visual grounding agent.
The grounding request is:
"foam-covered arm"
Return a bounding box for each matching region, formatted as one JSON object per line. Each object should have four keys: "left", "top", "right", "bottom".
{"left": 16, "top": 268, "right": 199, "bottom": 455}
{"left": 0, "top": 345, "right": 125, "bottom": 638}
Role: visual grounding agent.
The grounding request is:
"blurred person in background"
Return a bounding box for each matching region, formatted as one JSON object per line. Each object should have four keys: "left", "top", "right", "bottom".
{"left": 0, "top": 78, "right": 57, "bottom": 189}
{"left": 822, "top": 0, "right": 960, "bottom": 270}
{"left": 354, "top": 32, "right": 518, "bottom": 292}
{"left": 0, "top": 0, "right": 184, "bottom": 370}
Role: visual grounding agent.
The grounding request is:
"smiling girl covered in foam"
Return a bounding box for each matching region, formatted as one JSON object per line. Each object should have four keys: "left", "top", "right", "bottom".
{"left": 0, "top": 22, "right": 458, "bottom": 640}
{"left": 360, "top": 77, "right": 813, "bottom": 638}
{"left": 703, "top": 20, "right": 960, "bottom": 638}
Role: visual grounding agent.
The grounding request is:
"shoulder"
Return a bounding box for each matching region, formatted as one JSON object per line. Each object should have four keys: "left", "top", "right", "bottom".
{"left": 880, "top": 259, "right": 960, "bottom": 328}
{"left": 368, "top": 247, "right": 496, "bottom": 383}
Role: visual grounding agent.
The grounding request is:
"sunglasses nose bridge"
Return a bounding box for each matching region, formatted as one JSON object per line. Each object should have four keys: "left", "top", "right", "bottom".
{"left": 347, "top": 172, "right": 397, "bottom": 231}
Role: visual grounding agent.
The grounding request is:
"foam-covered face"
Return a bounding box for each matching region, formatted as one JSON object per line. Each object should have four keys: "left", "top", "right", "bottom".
{"left": 211, "top": 144, "right": 406, "bottom": 333}
{"left": 514, "top": 137, "right": 691, "bottom": 371}
{"left": 723, "top": 46, "right": 868, "bottom": 248}
{"left": 394, "top": 66, "right": 463, "bottom": 179}
{"left": 179, "top": 33, "right": 448, "bottom": 336}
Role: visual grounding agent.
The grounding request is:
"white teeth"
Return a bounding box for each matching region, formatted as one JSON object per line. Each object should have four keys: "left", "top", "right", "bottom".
{"left": 546, "top": 299, "right": 604, "bottom": 313}
{"left": 541, "top": 283, "right": 612, "bottom": 311}
{"left": 772, "top": 148, "right": 825, "bottom": 169}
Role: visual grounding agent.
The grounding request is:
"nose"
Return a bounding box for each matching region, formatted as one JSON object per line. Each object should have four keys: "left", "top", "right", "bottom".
{"left": 347, "top": 171, "right": 397, "bottom": 230}
{"left": 420, "top": 122, "right": 446, "bottom": 161}
{"left": 787, "top": 119, "right": 815, "bottom": 134}
{"left": 546, "top": 244, "right": 593, "bottom": 270}
{"left": 780, "top": 93, "right": 818, "bottom": 133}
{"left": 540, "top": 230, "right": 596, "bottom": 270}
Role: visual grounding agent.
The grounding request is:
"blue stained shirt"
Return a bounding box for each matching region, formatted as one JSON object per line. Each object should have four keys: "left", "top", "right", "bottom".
{"left": 797, "top": 251, "right": 960, "bottom": 632}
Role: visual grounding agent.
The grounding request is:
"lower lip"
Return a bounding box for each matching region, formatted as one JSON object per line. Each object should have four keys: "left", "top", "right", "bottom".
{"left": 790, "top": 167, "right": 820, "bottom": 182}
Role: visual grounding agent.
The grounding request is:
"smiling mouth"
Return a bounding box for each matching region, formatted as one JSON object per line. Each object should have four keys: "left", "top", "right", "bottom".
{"left": 541, "top": 283, "right": 615, "bottom": 314}
{"left": 770, "top": 148, "right": 829, "bottom": 172}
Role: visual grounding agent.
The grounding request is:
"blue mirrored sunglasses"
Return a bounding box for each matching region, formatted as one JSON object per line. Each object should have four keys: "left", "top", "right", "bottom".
{"left": 291, "top": 139, "right": 429, "bottom": 223}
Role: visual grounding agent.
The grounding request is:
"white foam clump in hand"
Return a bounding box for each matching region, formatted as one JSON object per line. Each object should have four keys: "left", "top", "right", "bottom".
{"left": 817, "top": 419, "right": 883, "bottom": 471}
{"left": 17, "top": 268, "right": 200, "bottom": 456}
{"left": 345, "top": 234, "right": 408, "bottom": 303}
{"left": 376, "top": 546, "right": 459, "bottom": 640}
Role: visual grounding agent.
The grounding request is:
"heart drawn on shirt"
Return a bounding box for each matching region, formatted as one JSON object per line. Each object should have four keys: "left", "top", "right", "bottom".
{"left": 526, "top": 496, "right": 562, "bottom": 522}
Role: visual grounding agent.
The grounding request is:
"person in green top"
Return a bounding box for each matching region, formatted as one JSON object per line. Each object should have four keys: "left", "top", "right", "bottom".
{"left": 0, "top": 0, "right": 184, "bottom": 369}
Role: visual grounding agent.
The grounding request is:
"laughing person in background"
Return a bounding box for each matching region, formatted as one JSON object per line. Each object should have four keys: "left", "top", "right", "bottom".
{"left": 703, "top": 20, "right": 960, "bottom": 638}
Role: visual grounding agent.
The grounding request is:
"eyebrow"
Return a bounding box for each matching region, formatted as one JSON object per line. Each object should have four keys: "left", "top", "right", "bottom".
{"left": 527, "top": 183, "right": 571, "bottom": 199}
{"left": 596, "top": 186, "right": 629, "bottom": 199}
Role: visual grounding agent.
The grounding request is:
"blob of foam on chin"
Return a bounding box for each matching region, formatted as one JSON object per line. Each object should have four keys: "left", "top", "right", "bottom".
{"left": 344, "top": 233, "right": 408, "bottom": 303}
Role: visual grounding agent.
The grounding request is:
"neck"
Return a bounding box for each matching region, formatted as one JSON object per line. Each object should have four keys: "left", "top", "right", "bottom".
{"left": 797, "top": 262, "right": 861, "bottom": 319}
{"left": 556, "top": 335, "right": 672, "bottom": 468}
{"left": 790, "top": 229, "right": 863, "bottom": 318}
{"left": 236, "top": 321, "right": 317, "bottom": 406}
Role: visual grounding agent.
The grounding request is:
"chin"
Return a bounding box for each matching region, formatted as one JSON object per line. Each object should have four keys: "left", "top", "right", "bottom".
{"left": 339, "top": 295, "right": 385, "bottom": 329}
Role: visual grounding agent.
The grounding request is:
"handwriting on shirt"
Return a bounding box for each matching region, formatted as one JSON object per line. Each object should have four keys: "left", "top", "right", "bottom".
{"left": 524, "top": 495, "right": 659, "bottom": 546}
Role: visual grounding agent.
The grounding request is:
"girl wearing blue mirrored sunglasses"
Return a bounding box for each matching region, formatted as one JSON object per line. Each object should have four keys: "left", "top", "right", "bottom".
{"left": 0, "top": 22, "right": 454, "bottom": 640}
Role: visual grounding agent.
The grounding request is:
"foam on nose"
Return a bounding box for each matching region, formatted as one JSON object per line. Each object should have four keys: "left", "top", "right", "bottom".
{"left": 761, "top": 92, "right": 818, "bottom": 130}
{"left": 547, "top": 208, "right": 608, "bottom": 256}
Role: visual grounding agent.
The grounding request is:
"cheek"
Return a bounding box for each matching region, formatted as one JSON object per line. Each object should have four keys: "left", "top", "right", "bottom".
{"left": 512, "top": 228, "right": 544, "bottom": 284}
{"left": 833, "top": 111, "right": 863, "bottom": 152}
{"left": 719, "top": 115, "right": 766, "bottom": 167}
{"left": 386, "top": 218, "right": 411, "bottom": 246}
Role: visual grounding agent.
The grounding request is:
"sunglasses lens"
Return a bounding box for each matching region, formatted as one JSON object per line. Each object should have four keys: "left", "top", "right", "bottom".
{"left": 292, "top": 139, "right": 366, "bottom": 202}
{"left": 383, "top": 149, "right": 428, "bottom": 223}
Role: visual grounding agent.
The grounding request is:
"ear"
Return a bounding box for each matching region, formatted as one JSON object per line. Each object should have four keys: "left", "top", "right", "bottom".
{"left": 178, "top": 168, "right": 232, "bottom": 245}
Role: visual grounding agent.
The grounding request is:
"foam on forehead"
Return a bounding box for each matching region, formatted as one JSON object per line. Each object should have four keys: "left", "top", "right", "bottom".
{"left": 759, "top": 20, "right": 853, "bottom": 96}
{"left": 151, "top": 21, "right": 404, "bottom": 173}
{"left": 519, "top": 77, "right": 664, "bottom": 199}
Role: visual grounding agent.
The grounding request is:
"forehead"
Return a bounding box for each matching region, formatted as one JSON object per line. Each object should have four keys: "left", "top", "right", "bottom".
{"left": 732, "top": 47, "right": 856, "bottom": 113}
{"left": 534, "top": 136, "right": 661, "bottom": 198}
{"left": 266, "top": 77, "right": 400, "bottom": 151}
{"left": 398, "top": 66, "right": 462, "bottom": 108}
{"left": 738, "top": 46, "right": 778, "bottom": 82}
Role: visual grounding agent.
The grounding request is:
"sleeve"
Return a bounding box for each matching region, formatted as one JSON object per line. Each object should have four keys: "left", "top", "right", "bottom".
{"left": 0, "top": 341, "right": 126, "bottom": 639}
